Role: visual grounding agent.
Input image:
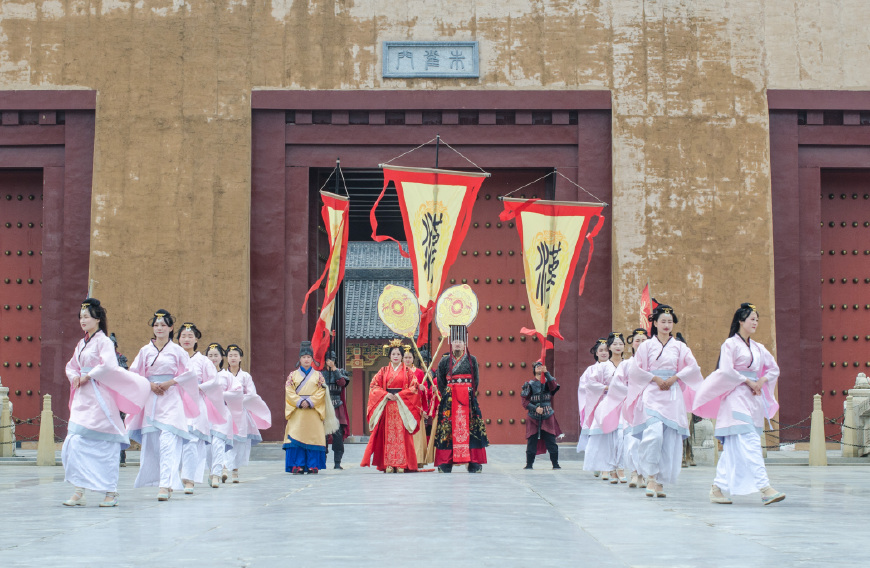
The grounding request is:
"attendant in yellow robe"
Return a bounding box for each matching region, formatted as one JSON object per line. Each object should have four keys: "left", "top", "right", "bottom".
{"left": 284, "top": 341, "right": 337, "bottom": 474}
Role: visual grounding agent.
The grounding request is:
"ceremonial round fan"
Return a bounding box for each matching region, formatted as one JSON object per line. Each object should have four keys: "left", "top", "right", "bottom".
{"left": 377, "top": 284, "right": 420, "bottom": 338}
{"left": 434, "top": 284, "right": 479, "bottom": 337}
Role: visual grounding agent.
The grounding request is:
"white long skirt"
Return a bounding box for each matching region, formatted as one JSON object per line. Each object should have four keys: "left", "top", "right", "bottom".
{"left": 228, "top": 439, "right": 251, "bottom": 469}
{"left": 135, "top": 430, "right": 183, "bottom": 490}
{"left": 207, "top": 437, "right": 228, "bottom": 476}
{"left": 624, "top": 428, "right": 640, "bottom": 473}
{"left": 61, "top": 434, "right": 121, "bottom": 493}
{"left": 637, "top": 421, "right": 683, "bottom": 485}
{"left": 713, "top": 431, "right": 770, "bottom": 495}
{"left": 180, "top": 439, "right": 207, "bottom": 483}
{"left": 582, "top": 430, "right": 624, "bottom": 472}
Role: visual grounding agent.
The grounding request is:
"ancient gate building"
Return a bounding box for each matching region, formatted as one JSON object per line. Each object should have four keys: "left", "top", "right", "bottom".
{"left": 0, "top": 2, "right": 869, "bottom": 444}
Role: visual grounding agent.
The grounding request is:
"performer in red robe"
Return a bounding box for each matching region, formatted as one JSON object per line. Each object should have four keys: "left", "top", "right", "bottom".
{"left": 360, "top": 340, "right": 422, "bottom": 473}
{"left": 434, "top": 325, "right": 489, "bottom": 473}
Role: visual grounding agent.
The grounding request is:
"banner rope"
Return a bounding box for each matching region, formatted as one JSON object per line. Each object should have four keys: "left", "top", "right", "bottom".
{"left": 439, "top": 139, "right": 489, "bottom": 174}
{"left": 316, "top": 165, "right": 350, "bottom": 197}
{"left": 498, "top": 169, "right": 605, "bottom": 204}
{"left": 380, "top": 136, "right": 439, "bottom": 165}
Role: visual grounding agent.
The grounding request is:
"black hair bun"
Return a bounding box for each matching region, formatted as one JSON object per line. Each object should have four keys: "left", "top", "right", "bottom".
{"left": 82, "top": 297, "right": 101, "bottom": 307}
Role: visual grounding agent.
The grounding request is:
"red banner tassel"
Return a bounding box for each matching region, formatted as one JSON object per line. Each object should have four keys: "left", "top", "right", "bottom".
{"left": 417, "top": 304, "right": 434, "bottom": 347}
{"left": 310, "top": 317, "right": 331, "bottom": 369}
{"left": 499, "top": 198, "right": 539, "bottom": 222}
{"left": 370, "top": 178, "right": 410, "bottom": 258}
{"left": 301, "top": 262, "right": 330, "bottom": 314}
{"left": 576, "top": 213, "right": 605, "bottom": 296}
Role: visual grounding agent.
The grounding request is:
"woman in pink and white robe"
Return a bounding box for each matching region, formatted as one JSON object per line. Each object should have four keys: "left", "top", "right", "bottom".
{"left": 577, "top": 338, "right": 613, "bottom": 478}
{"left": 178, "top": 323, "right": 227, "bottom": 494}
{"left": 620, "top": 328, "right": 649, "bottom": 487}
{"left": 126, "top": 309, "right": 200, "bottom": 501}
{"left": 62, "top": 298, "right": 151, "bottom": 507}
{"left": 585, "top": 332, "right": 631, "bottom": 483}
{"left": 693, "top": 303, "right": 785, "bottom": 505}
{"left": 625, "top": 305, "right": 703, "bottom": 498}
{"left": 222, "top": 344, "right": 271, "bottom": 483}
{"left": 205, "top": 343, "right": 235, "bottom": 486}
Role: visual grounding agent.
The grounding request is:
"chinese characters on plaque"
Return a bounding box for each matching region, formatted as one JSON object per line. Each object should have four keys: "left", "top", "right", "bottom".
{"left": 383, "top": 41, "right": 479, "bottom": 78}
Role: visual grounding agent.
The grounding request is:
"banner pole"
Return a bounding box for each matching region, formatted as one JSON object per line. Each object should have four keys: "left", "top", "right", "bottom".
{"left": 334, "top": 158, "right": 340, "bottom": 194}
{"left": 435, "top": 134, "right": 440, "bottom": 168}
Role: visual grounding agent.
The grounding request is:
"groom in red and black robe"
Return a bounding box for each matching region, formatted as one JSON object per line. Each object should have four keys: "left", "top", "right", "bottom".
{"left": 434, "top": 325, "right": 489, "bottom": 473}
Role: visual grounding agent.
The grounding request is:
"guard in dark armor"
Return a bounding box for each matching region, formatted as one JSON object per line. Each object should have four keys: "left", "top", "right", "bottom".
{"left": 433, "top": 325, "right": 489, "bottom": 473}
{"left": 521, "top": 362, "right": 562, "bottom": 470}
{"left": 323, "top": 351, "right": 350, "bottom": 469}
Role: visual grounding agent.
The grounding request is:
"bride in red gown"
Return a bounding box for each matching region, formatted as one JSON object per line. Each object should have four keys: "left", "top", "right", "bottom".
{"left": 360, "top": 340, "right": 422, "bottom": 473}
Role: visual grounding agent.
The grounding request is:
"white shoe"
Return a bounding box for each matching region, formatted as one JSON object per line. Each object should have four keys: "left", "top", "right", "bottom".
{"left": 210, "top": 475, "right": 219, "bottom": 488}
{"left": 710, "top": 484, "right": 732, "bottom": 504}
{"left": 62, "top": 487, "right": 86, "bottom": 507}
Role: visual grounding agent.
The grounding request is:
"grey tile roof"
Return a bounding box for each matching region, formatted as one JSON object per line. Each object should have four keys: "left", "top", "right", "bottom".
{"left": 345, "top": 279, "right": 416, "bottom": 339}
{"left": 346, "top": 241, "right": 411, "bottom": 268}
{"left": 344, "top": 242, "right": 418, "bottom": 339}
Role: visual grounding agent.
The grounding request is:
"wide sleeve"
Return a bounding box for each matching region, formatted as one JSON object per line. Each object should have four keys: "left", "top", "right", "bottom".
{"left": 396, "top": 369, "right": 422, "bottom": 433}
{"left": 244, "top": 374, "right": 257, "bottom": 395}
{"left": 128, "top": 346, "right": 148, "bottom": 377}
{"left": 757, "top": 343, "right": 781, "bottom": 418}
{"left": 171, "top": 351, "right": 201, "bottom": 418}
{"left": 309, "top": 376, "right": 328, "bottom": 421}
{"left": 87, "top": 336, "right": 120, "bottom": 379}
{"left": 577, "top": 367, "right": 590, "bottom": 420}
{"left": 692, "top": 341, "right": 745, "bottom": 418}
{"left": 674, "top": 343, "right": 704, "bottom": 390}
{"left": 437, "top": 357, "right": 449, "bottom": 392}
{"left": 628, "top": 341, "right": 655, "bottom": 384}
{"left": 625, "top": 342, "right": 656, "bottom": 420}
{"left": 285, "top": 376, "right": 298, "bottom": 420}
{"left": 366, "top": 368, "right": 388, "bottom": 421}
{"left": 471, "top": 357, "right": 480, "bottom": 391}
{"left": 758, "top": 343, "right": 780, "bottom": 390}
{"left": 65, "top": 341, "right": 82, "bottom": 382}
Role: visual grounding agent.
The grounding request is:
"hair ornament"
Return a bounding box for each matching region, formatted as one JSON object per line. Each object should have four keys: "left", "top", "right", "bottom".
{"left": 183, "top": 323, "right": 194, "bottom": 329}
{"left": 598, "top": 338, "right": 608, "bottom": 344}
{"left": 208, "top": 343, "right": 220, "bottom": 351}
{"left": 747, "top": 303, "right": 757, "bottom": 311}
{"left": 661, "top": 307, "right": 673, "bottom": 314}
{"left": 382, "top": 338, "right": 405, "bottom": 356}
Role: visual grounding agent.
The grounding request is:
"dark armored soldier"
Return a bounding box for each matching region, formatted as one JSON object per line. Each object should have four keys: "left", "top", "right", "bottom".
{"left": 323, "top": 351, "right": 350, "bottom": 469}
{"left": 521, "top": 362, "right": 562, "bottom": 469}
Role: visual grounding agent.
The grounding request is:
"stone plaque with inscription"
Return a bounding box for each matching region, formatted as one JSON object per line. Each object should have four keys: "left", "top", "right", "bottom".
{"left": 383, "top": 41, "right": 479, "bottom": 79}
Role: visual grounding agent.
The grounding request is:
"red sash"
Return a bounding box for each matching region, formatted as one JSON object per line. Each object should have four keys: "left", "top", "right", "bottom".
{"left": 448, "top": 373, "right": 473, "bottom": 463}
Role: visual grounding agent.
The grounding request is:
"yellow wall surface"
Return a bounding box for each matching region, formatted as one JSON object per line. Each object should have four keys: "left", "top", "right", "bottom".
{"left": 1, "top": 0, "right": 869, "bottom": 373}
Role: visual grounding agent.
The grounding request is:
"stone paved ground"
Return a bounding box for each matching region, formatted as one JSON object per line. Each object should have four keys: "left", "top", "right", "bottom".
{"left": 0, "top": 444, "right": 865, "bottom": 567}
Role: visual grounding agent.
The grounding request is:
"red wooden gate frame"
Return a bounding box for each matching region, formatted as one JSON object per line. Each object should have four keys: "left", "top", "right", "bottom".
{"left": 769, "top": 90, "right": 870, "bottom": 439}
{"left": 0, "top": 91, "right": 96, "bottom": 431}
{"left": 251, "top": 90, "right": 613, "bottom": 441}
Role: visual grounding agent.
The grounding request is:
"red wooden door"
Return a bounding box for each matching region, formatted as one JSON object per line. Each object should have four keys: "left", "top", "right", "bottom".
{"left": 820, "top": 170, "right": 870, "bottom": 437}
{"left": 442, "top": 169, "right": 550, "bottom": 444}
{"left": 0, "top": 170, "right": 43, "bottom": 439}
